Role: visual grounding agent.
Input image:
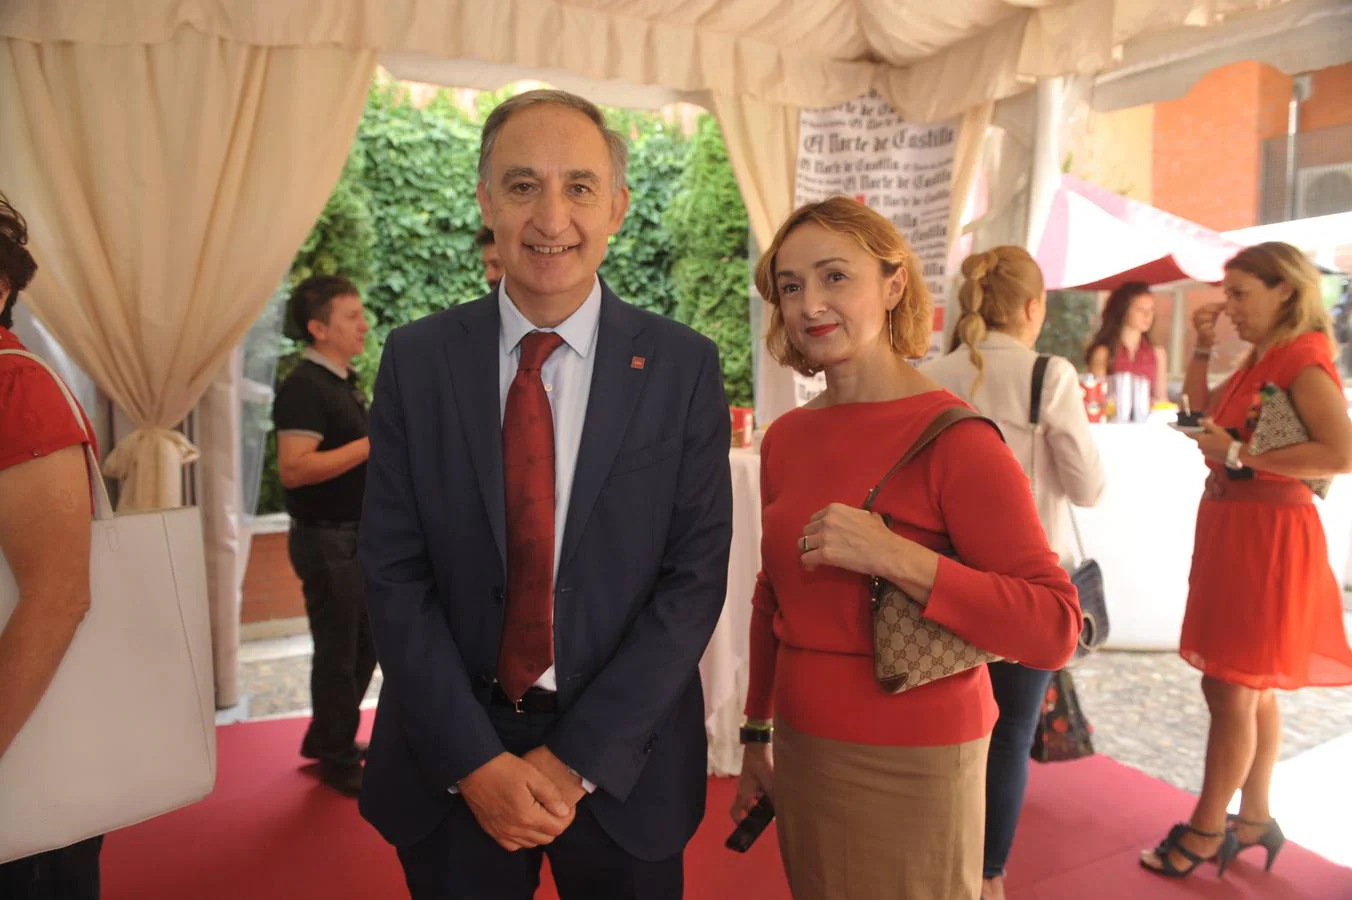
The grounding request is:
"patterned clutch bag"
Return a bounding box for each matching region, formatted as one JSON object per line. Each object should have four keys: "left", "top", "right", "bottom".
{"left": 864, "top": 407, "right": 1003, "bottom": 694}
{"left": 1248, "top": 382, "right": 1331, "bottom": 499}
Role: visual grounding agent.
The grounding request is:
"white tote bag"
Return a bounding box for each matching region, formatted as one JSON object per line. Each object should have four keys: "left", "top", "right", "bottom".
{"left": 0, "top": 349, "right": 217, "bottom": 863}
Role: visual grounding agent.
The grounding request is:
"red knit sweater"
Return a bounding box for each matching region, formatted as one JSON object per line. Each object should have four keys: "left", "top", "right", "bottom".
{"left": 744, "top": 390, "right": 1080, "bottom": 746}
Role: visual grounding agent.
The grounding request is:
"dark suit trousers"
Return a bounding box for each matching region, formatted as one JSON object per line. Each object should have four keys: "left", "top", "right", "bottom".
{"left": 396, "top": 705, "right": 683, "bottom": 900}
{"left": 288, "top": 523, "right": 377, "bottom": 766}
{"left": 0, "top": 836, "right": 103, "bottom": 899}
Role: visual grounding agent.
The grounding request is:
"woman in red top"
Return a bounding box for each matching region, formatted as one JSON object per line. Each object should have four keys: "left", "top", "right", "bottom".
{"left": 729, "top": 198, "right": 1080, "bottom": 900}
{"left": 0, "top": 194, "right": 103, "bottom": 897}
{"left": 1140, "top": 242, "right": 1352, "bottom": 879}
{"left": 1086, "top": 282, "right": 1169, "bottom": 403}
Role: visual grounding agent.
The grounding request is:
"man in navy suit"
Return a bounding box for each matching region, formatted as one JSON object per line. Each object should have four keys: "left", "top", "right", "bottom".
{"left": 358, "top": 89, "right": 734, "bottom": 899}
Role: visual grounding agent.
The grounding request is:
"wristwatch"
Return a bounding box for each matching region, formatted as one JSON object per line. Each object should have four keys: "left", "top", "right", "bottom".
{"left": 739, "top": 721, "right": 773, "bottom": 744}
{"left": 1225, "top": 440, "right": 1244, "bottom": 471}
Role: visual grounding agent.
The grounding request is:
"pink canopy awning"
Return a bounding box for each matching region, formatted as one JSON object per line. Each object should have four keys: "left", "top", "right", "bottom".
{"left": 1035, "top": 174, "right": 1244, "bottom": 291}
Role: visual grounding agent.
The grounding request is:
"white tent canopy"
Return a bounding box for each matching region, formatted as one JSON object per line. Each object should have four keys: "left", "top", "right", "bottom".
{"left": 3, "top": 0, "right": 1346, "bottom": 706}
{"left": 6, "top": 0, "right": 1344, "bottom": 121}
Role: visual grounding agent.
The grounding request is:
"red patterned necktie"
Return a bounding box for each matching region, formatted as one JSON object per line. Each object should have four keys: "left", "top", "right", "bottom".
{"left": 497, "top": 330, "right": 565, "bottom": 702}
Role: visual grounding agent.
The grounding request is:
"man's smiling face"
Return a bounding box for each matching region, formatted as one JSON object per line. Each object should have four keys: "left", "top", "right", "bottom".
{"left": 477, "top": 103, "right": 629, "bottom": 313}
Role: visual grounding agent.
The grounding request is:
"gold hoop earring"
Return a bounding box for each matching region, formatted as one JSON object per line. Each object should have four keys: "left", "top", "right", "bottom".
{"left": 888, "top": 307, "right": 897, "bottom": 352}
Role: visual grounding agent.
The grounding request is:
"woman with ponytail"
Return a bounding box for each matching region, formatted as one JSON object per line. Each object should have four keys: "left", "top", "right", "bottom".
{"left": 922, "top": 246, "right": 1105, "bottom": 900}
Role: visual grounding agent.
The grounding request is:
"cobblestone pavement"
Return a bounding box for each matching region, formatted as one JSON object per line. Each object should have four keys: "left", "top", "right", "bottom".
{"left": 235, "top": 649, "right": 1352, "bottom": 794}
{"left": 237, "top": 654, "right": 382, "bottom": 719}
{"left": 1074, "top": 650, "right": 1352, "bottom": 792}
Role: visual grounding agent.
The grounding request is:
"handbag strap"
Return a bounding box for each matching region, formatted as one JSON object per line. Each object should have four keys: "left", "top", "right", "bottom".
{"left": 1029, "top": 355, "right": 1051, "bottom": 427}
{"left": 863, "top": 406, "right": 1001, "bottom": 511}
{"left": 0, "top": 348, "right": 114, "bottom": 520}
{"left": 1066, "top": 504, "right": 1087, "bottom": 565}
{"left": 1027, "top": 354, "right": 1088, "bottom": 562}
{"left": 1027, "top": 354, "right": 1050, "bottom": 498}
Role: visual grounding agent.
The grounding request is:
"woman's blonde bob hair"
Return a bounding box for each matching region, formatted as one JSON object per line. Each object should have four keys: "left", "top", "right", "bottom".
{"left": 1225, "top": 241, "right": 1334, "bottom": 358}
{"left": 754, "top": 196, "right": 932, "bottom": 376}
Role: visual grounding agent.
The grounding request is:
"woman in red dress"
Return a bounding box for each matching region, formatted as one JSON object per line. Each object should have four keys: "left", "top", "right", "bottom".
{"left": 1141, "top": 242, "right": 1352, "bottom": 879}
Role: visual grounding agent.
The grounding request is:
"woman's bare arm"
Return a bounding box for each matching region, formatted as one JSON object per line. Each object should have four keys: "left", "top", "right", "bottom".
{"left": 0, "top": 446, "right": 93, "bottom": 759}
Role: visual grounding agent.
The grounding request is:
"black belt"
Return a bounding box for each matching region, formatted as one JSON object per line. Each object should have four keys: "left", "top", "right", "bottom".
{"left": 292, "top": 519, "right": 360, "bottom": 531}
{"left": 489, "top": 684, "right": 558, "bottom": 715}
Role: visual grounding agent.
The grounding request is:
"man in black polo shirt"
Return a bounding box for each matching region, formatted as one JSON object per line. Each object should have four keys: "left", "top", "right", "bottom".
{"left": 272, "top": 275, "right": 375, "bottom": 796}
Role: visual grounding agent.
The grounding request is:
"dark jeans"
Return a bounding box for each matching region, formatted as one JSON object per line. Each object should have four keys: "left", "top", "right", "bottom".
{"left": 0, "top": 836, "right": 103, "bottom": 899}
{"left": 396, "top": 705, "right": 684, "bottom": 900}
{"left": 288, "top": 523, "right": 377, "bottom": 768}
{"left": 984, "top": 661, "right": 1054, "bottom": 878}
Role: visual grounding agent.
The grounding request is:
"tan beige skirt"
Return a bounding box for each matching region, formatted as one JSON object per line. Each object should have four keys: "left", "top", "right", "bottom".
{"left": 773, "top": 718, "right": 989, "bottom": 900}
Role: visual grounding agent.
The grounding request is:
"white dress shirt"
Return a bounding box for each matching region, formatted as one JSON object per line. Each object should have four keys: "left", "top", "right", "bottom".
{"left": 921, "top": 332, "right": 1106, "bottom": 562}
{"left": 497, "top": 275, "right": 602, "bottom": 693}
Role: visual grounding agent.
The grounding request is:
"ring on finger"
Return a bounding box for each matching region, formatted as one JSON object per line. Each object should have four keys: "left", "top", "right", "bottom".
{"left": 799, "top": 535, "right": 810, "bottom": 553}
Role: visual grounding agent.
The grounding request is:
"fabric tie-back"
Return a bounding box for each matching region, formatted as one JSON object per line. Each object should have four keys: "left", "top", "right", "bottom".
{"left": 102, "top": 427, "right": 201, "bottom": 513}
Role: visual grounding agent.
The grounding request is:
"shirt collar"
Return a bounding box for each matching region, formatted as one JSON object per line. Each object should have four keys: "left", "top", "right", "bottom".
{"left": 302, "top": 346, "right": 352, "bottom": 380}
{"left": 978, "top": 331, "right": 1029, "bottom": 351}
{"left": 498, "top": 275, "right": 602, "bottom": 359}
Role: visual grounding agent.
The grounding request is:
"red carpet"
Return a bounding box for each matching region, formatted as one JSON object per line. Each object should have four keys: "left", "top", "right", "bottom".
{"left": 101, "top": 711, "right": 1352, "bottom": 899}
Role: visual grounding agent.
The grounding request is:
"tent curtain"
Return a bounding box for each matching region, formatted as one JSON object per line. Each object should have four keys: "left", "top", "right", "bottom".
{"left": 0, "top": 31, "right": 377, "bottom": 511}
{"left": 708, "top": 92, "right": 801, "bottom": 427}
{"left": 197, "top": 348, "right": 246, "bottom": 707}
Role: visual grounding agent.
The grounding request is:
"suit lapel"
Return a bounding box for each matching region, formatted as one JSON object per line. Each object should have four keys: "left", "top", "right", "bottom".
{"left": 444, "top": 296, "right": 507, "bottom": 567}
{"left": 559, "top": 286, "right": 651, "bottom": 572}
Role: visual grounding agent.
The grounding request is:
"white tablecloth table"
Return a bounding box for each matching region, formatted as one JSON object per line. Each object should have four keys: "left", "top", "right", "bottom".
{"left": 700, "top": 449, "right": 760, "bottom": 775}
{"left": 1077, "top": 422, "right": 1352, "bottom": 651}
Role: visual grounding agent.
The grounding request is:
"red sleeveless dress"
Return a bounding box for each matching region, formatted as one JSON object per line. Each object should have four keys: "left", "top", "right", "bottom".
{"left": 1181, "top": 332, "right": 1352, "bottom": 689}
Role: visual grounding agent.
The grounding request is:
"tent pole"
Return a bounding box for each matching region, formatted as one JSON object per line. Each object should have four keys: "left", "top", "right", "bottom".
{"left": 1024, "top": 77, "right": 1065, "bottom": 251}
{"left": 1170, "top": 283, "right": 1187, "bottom": 377}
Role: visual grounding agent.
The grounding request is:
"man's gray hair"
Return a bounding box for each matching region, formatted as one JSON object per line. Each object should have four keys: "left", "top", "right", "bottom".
{"left": 478, "top": 89, "right": 630, "bottom": 193}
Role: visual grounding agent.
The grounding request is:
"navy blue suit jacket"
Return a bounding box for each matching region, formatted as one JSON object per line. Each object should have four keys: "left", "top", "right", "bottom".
{"left": 357, "top": 282, "right": 733, "bottom": 861}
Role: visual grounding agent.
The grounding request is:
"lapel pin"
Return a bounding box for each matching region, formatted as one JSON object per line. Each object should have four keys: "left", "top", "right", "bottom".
{"left": 631, "top": 356, "right": 646, "bottom": 370}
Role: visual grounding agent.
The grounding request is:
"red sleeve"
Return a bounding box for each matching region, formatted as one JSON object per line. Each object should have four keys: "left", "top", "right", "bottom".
{"left": 743, "top": 577, "right": 778, "bottom": 719}
{"left": 1273, "top": 332, "right": 1340, "bottom": 390}
{"left": 0, "top": 364, "right": 92, "bottom": 474}
{"left": 743, "top": 431, "right": 779, "bottom": 719}
{"left": 921, "top": 420, "right": 1082, "bottom": 670}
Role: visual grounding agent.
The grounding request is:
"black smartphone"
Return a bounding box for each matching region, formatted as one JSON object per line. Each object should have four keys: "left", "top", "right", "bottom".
{"left": 725, "top": 796, "right": 775, "bottom": 853}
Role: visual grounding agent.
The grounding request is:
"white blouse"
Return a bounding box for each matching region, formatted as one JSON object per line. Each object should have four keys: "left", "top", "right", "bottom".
{"left": 920, "top": 331, "right": 1106, "bottom": 562}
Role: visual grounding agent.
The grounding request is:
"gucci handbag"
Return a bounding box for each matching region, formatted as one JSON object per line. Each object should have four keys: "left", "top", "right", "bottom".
{"left": 865, "top": 406, "right": 1004, "bottom": 694}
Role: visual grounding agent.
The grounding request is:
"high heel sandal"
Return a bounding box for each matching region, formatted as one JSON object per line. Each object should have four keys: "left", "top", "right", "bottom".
{"left": 1224, "top": 815, "right": 1286, "bottom": 872}
{"left": 1140, "top": 823, "right": 1239, "bottom": 878}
